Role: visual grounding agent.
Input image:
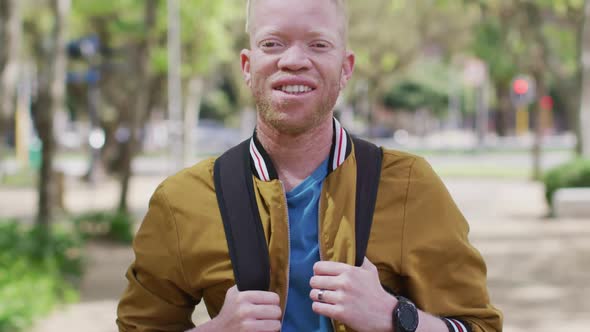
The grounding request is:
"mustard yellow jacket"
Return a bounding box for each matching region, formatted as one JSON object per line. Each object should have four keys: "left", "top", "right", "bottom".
{"left": 117, "top": 128, "right": 502, "bottom": 332}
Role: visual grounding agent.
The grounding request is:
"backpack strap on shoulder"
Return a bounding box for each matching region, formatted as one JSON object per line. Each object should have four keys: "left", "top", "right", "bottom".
{"left": 351, "top": 136, "right": 383, "bottom": 267}
{"left": 214, "top": 136, "right": 383, "bottom": 290}
{"left": 213, "top": 139, "right": 271, "bottom": 291}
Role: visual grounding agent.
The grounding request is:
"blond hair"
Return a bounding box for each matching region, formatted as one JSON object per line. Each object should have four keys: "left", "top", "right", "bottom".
{"left": 245, "top": 0, "right": 348, "bottom": 38}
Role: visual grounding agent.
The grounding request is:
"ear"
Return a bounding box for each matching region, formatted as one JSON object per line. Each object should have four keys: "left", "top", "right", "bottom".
{"left": 240, "top": 49, "right": 252, "bottom": 87}
{"left": 340, "top": 51, "right": 355, "bottom": 90}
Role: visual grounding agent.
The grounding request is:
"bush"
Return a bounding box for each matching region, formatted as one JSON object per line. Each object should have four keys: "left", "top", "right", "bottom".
{"left": 0, "top": 211, "right": 135, "bottom": 331}
{"left": 0, "top": 221, "right": 83, "bottom": 332}
{"left": 72, "top": 210, "right": 134, "bottom": 244}
{"left": 543, "top": 158, "right": 590, "bottom": 206}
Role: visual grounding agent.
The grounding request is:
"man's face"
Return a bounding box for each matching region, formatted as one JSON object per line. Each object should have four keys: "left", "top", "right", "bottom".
{"left": 241, "top": 0, "right": 354, "bottom": 135}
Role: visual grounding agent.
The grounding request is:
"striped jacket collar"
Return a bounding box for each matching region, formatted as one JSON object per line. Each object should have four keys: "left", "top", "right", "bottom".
{"left": 249, "top": 118, "right": 353, "bottom": 181}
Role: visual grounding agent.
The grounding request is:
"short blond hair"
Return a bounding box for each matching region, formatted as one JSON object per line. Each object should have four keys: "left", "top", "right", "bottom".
{"left": 245, "top": 0, "right": 348, "bottom": 38}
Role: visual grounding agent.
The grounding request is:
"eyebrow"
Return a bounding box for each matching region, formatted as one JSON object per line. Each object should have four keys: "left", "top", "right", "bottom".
{"left": 254, "top": 27, "right": 340, "bottom": 43}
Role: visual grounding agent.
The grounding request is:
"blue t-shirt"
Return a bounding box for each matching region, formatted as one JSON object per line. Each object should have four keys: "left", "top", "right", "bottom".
{"left": 282, "top": 158, "right": 333, "bottom": 332}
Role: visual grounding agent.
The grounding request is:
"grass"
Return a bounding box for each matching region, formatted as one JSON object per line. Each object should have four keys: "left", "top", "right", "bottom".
{"left": 0, "top": 168, "right": 37, "bottom": 187}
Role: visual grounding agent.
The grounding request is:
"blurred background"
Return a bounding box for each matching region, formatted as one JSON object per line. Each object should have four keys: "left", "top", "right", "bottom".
{"left": 1, "top": 0, "right": 589, "bottom": 331}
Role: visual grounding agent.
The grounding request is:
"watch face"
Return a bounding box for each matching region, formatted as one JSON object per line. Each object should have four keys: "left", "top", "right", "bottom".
{"left": 398, "top": 302, "right": 419, "bottom": 331}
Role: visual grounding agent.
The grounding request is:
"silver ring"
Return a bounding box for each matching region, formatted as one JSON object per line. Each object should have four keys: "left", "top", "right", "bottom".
{"left": 318, "top": 289, "right": 326, "bottom": 302}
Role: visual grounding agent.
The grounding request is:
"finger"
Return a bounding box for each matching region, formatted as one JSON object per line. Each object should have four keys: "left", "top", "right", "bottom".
{"left": 309, "top": 275, "right": 340, "bottom": 291}
{"left": 311, "top": 301, "right": 342, "bottom": 321}
{"left": 242, "top": 319, "right": 281, "bottom": 332}
{"left": 313, "top": 261, "right": 352, "bottom": 276}
{"left": 248, "top": 304, "right": 282, "bottom": 320}
{"left": 309, "top": 288, "right": 340, "bottom": 305}
{"left": 240, "top": 291, "right": 280, "bottom": 305}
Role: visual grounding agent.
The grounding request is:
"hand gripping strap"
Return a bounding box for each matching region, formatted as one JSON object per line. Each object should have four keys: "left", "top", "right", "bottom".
{"left": 213, "top": 139, "right": 270, "bottom": 291}
{"left": 351, "top": 136, "right": 383, "bottom": 266}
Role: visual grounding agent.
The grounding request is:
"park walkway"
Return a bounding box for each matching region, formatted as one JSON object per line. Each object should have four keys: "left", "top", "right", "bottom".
{"left": 1, "top": 176, "right": 585, "bottom": 332}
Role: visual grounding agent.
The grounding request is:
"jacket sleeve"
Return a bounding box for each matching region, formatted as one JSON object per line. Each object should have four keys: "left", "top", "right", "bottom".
{"left": 402, "top": 157, "right": 503, "bottom": 332}
{"left": 117, "top": 184, "right": 200, "bottom": 332}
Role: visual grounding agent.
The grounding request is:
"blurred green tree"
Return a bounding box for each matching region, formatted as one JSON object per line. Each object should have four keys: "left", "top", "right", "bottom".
{"left": 580, "top": 0, "right": 590, "bottom": 157}
{"left": 68, "top": 0, "right": 241, "bottom": 212}
{"left": 347, "top": 0, "right": 479, "bottom": 136}
{"left": 32, "top": 0, "right": 71, "bottom": 231}
{"left": 0, "top": 0, "right": 22, "bottom": 156}
{"left": 383, "top": 81, "right": 448, "bottom": 116}
{"left": 468, "top": 0, "right": 584, "bottom": 178}
{"left": 470, "top": 0, "right": 583, "bottom": 136}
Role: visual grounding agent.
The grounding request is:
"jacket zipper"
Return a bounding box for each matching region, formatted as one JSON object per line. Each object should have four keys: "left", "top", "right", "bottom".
{"left": 279, "top": 182, "right": 291, "bottom": 332}
{"left": 318, "top": 187, "right": 337, "bottom": 331}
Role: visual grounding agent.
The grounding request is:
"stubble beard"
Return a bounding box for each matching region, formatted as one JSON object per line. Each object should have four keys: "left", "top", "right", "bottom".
{"left": 253, "top": 83, "right": 340, "bottom": 136}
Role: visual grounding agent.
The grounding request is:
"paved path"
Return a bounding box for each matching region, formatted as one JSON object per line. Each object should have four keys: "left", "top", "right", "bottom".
{"left": 5, "top": 176, "right": 586, "bottom": 332}
{"left": 446, "top": 179, "right": 590, "bottom": 332}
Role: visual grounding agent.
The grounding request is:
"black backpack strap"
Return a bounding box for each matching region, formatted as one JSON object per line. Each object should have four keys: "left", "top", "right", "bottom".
{"left": 213, "top": 136, "right": 383, "bottom": 290}
{"left": 213, "top": 139, "right": 270, "bottom": 291}
{"left": 351, "top": 136, "right": 383, "bottom": 267}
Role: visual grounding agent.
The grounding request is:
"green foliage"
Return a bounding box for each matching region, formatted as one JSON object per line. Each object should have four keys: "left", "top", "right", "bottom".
{"left": 543, "top": 159, "right": 590, "bottom": 206}
{"left": 382, "top": 59, "right": 452, "bottom": 115}
{"left": 0, "top": 221, "right": 83, "bottom": 332}
{"left": 471, "top": 0, "right": 585, "bottom": 129}
{"left": 348, "top": 0, "right": 477, "bottom": 83}
{"left": 72, "top": 210, "right": 134, "bottom": 244}
{"left": 0, "top": 209, "right": 135, "bottom": 331}
{"left": 472, "top": 19, "right": 517, "bottom": 84}
{"left": 71, "top": 0, "right": 242, "bottom": 76}
{"left": 382, "top": 80, "right": 448, "bottom": 114}
{"left": 200, "top": 90, "right": 234, "bottom": 121}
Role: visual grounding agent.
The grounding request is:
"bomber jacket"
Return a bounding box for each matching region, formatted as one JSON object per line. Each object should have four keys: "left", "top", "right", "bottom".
{"left": 117, "top": 122, "right": 503, "bottom": 332}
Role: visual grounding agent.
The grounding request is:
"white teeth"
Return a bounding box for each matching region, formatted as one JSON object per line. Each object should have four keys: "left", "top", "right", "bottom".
{"left": 280, "top": 85, "right": 312, "bottom": 94}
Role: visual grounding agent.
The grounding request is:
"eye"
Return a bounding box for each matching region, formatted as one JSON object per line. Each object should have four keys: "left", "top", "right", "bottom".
{"left": 260, "top": 40, "right": 283, "bottom": 49}
{"left": 310, "top": 41, "right": 330, "bottom": 49}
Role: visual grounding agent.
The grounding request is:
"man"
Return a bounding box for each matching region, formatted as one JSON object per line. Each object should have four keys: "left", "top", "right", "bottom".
{"left": 117, "top": 0, "right": 502, "bottom": 331}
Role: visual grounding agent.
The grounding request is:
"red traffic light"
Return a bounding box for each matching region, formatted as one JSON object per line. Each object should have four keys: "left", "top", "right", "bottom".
{"left": 540, "top": 95, "right": 554, "bottom": 110}
{"left": 510, "top": 75, "right": 536, "bottom": 106}
{"left": 513, "top": 79, "right": 529, "bottom": 95}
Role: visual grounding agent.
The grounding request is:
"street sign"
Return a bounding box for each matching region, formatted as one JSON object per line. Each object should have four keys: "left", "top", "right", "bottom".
{"left": 510, "top": 75, "right": 536, "bottom": 107}
{"left": 463, "top": 58, "right": 488, "bottom": 87}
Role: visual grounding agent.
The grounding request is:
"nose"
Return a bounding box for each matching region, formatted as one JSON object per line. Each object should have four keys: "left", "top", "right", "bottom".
{"left": 277, "top": 44, "right": 311, "bottom": 72}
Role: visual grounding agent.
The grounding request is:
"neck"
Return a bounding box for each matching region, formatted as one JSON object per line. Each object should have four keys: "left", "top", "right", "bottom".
{"left": 256, "top": 116, "right": 333, "bottom": 191}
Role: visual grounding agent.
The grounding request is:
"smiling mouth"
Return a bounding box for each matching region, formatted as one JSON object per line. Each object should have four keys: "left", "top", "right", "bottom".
{"left": 274, "top": 85, "right": 315, "bottom": 95}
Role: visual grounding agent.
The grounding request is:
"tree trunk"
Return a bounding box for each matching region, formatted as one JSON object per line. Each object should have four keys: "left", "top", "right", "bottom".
{"left": 184, "top": 77, "right": 203, "bottom": 164}
{"left": 525, "top": 3, "right": 547, "bottom": 181}
{"left": 495, "top": 83, "right": 511, "bottom": 136}
{"left": 580, "top": 0, "right": 590, "bottom": 157}
{"left": 37, "top": 0, "right": 70, "bottom": 228}
{"left": 0, "top": 0, "right": 21, "bottom": 159}
{"left": 118, "top": 0, "right": 158, "bottom": 213}
{"left": 475, "top": 84, "right": 489, "bottom": 148}
{"left": 531, "top": 70, "right": 548, "bottom": 181}
{"left": 168, "top": 0, "right": 184, "bottom": 171}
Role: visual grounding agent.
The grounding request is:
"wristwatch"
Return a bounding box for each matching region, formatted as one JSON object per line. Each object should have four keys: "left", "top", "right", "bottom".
{"left": 393, "top": 296, "right": 419, "bottom": 332}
